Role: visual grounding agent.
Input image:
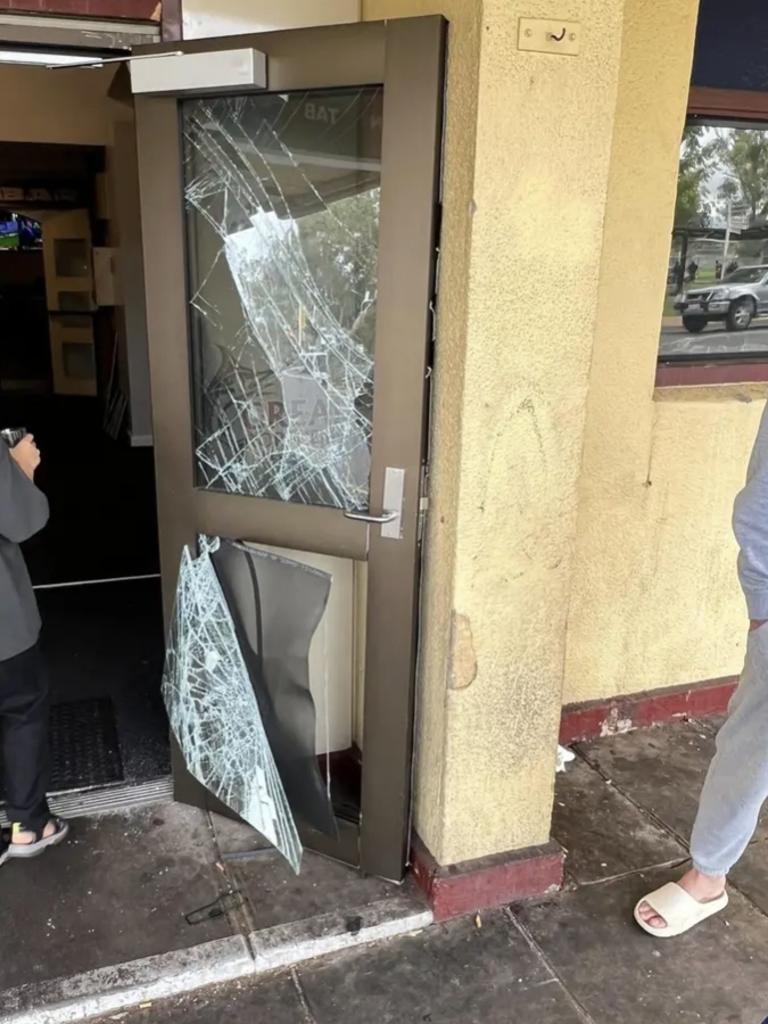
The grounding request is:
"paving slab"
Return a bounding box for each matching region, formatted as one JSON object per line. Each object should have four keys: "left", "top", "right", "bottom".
{"left": 0, "top": 803, "right": 235, "bottom": 991}
{"left": 695, "top": 713, "right": 726, "bottom": 735}
{"left": 577, "top": 721, "right": 716, "bottom": 840}
{"left": 515, "top": 865, "right": 768, "bottom": 1024}
{"left": 578, "top": 721, "right": 768, "bottom": 844}
{"left": 86, "top": 974, "right": 306, "bottom": 1024}
{"left": 209, "top": 811, "right": 406, "bottom": 934}
{"left": 298, "top": 910, "right": 585, "bottom": 1024}
{"left": 209, "top": 810, "right": 270, "bottom": 856}
{"left": 553, "top": 756, "right": 686, "bottom": 884}
{"left": 229, "top": 842, "right": 402, "bottom": 932}
{"left": 730, "top": 837, "right": 768, "bottom": 915}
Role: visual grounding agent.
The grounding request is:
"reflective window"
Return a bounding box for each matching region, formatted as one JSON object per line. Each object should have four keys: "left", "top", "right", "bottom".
{"left": 660, "top": 122, "right": 768, "bottom": 361}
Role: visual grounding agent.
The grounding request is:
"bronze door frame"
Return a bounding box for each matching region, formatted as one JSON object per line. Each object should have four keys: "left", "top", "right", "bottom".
{"left": 134, "top": 16, "right": 445, "bottom": 880}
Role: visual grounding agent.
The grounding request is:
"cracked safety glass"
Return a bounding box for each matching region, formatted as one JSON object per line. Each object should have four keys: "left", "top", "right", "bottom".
{"left": 182, "top": 87, "right": 383, "bottom": 511}
{"left": 162, "top": 537, "right": 302, "bottom": 873}
{"left": 210, "top": 539, "right": 338, "bottom": 838}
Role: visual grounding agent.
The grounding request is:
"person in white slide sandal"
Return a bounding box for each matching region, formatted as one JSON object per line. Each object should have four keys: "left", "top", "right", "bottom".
{"left": 636, "top": 404, "right": 768, "bottom": 937}
{"left": 635, "top": 880, "right": 728, "bottom": 938}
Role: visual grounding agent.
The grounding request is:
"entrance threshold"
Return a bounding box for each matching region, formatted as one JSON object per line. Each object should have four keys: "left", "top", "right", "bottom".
{"left": 0, "top": 776, "right": 172, "bottom": 827}
{"left": 0, "top": 801, "right": 431, "bottom": 1024}
{"left": 33, "top": 573, "right": 161, "bottom": 590}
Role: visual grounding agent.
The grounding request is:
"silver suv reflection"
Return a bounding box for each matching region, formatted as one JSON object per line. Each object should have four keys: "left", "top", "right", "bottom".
{"left": 675, "top": 265, "right": 768, "bottom": 333}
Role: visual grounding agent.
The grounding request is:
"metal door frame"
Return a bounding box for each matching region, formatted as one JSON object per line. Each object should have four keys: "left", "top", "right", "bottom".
{"left": 134, "top": 16, "right": 445, "bottom": 880}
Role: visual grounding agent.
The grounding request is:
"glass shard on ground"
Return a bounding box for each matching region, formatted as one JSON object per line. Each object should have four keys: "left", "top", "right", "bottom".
{"left": 162, "top": 538, "right": 302, "bottom": 873}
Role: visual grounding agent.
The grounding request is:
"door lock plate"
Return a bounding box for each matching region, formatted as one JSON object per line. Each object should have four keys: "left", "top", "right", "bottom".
{"left": 381, "top": 467, "right": 406, "bottom": 540}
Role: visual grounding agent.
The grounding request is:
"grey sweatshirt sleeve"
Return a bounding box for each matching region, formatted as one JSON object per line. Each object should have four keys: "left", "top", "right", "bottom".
{"left": 734, "top": 403, "right": 768, "bottom": 619}
{"left": 0, "top": 441, "right": 49, "bottom": 544}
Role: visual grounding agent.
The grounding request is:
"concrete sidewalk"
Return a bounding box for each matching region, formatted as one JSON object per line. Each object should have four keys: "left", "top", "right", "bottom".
{"left": 61, "top": 715, "right": 768, "bottom": 1024}
{"left": 0, "top": 800, "right": 430, "bottom": 1023}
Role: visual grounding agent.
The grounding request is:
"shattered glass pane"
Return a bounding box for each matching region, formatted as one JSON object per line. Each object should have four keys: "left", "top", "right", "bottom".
{"left": 211, "top": 539, "right": 338, "bottom": 837}
{"left": 162, "top": 537, "right": 302, "bottom": 873}
{"left": 182, "top": 88, "right": 383, "bottom": 510}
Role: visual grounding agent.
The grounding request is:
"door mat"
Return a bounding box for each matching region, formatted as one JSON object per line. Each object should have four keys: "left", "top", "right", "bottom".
{"left": 48, "top": 697, "right": 124, "bottom": 792}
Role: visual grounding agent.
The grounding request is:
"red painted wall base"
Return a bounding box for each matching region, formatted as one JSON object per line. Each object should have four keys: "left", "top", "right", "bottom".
{"left": 411, "top": 836, "right": 564, "bottom": 922}
{"left": 409, "top": 677, "right": 736, "bottom": 921}
{"left": 560, "top": 675, "right": 737, "bottom": 746}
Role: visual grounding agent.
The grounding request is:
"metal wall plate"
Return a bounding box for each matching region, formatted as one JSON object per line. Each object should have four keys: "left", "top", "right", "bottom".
{"left": 130, "top": 48, "right": 267, "bottom": 96}
{"left": 518, "top": 18, "right": 581, "bottom": 57}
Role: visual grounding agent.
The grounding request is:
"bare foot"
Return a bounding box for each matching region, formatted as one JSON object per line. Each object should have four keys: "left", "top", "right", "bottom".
{"left": 638, "top": 868, "right": 726, "bottom": 929}
{"left": 11, "top": 820, "right": 57, "bottom": 846}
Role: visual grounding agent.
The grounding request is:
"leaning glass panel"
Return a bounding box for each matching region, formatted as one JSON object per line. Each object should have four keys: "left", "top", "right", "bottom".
{"left": 161, "top": 537, "right": 302, "bottom": 873}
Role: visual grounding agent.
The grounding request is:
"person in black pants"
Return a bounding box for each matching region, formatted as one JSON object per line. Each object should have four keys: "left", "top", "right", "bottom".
{"left": 0, "top": 432, "right": 68, "bottom": 865}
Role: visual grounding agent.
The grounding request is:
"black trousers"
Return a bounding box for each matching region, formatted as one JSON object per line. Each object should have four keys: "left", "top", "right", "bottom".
{"left": 0, "top": 644, "right": 50, "bottom": 831}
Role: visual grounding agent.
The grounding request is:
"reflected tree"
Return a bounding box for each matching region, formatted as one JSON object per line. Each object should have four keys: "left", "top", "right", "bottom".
{"left": 295, "top": 188, "right": 380, "bottom": 352}
{"left": 674, "top": 126, "right": 714, "bottom": 228}
{"left": 712, "top": 129, "right": 768, "bottom": 226}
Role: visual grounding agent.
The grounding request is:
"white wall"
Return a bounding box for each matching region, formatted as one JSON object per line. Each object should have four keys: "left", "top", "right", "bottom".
{"left": 182, "top": 0, "right": 361, "bottom": 38}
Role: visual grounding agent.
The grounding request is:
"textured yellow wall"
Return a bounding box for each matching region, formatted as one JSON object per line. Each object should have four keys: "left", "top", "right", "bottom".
{"left": 566, "top": 393, "right": 763, "bottom": 704}
{"left": 367, "top": 0, "right": 626, "bottom": 863}
{"left": 561, "top": 0, "right": 755, "bottom": 705}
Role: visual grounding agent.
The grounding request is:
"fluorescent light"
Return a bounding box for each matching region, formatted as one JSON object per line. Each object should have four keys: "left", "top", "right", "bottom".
{"left": 50, "top": 50, "right": 183, "bottom": 70}
{"left": 0, "top": 47, "right": 184, "bottom": 71}
{"left": 0, "top": 49, "right": 93, "bottom": 66}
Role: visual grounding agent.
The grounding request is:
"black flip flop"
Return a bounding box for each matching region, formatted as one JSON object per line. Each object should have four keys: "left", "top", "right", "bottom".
{"left": 7, "top": 817, "right": 69, "bottom": 860}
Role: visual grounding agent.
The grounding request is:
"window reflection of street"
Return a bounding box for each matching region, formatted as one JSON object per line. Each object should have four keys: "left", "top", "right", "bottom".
{"left": 661, "top": 121, "right": 768, "bottom": 361}
{"left": 660, "top": 321, "right": 768, "bottom": 356}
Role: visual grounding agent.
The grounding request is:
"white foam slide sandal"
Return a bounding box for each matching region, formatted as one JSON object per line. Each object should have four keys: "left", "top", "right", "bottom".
{"left": 634, "top": 882, "right": 728, "bottom": 938}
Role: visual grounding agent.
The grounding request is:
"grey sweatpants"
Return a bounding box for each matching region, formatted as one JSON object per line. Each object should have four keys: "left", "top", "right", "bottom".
{"left": 690, "top": 402, "right": 768, "bottom": 877}
{"left": 691, "top": 626, "right": 768, "bottom": 876}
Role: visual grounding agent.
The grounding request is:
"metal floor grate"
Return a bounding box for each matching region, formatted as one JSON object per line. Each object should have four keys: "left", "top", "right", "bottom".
{"left": 49, "top": 697, "right": 124, "bottom": 793}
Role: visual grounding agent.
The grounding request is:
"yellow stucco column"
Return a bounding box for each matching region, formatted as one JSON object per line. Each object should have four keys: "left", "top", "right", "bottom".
{"left": 363, "top": 0, "right": 700, "bottom": 865}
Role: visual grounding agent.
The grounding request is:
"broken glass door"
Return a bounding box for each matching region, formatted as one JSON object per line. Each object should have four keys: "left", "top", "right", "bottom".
{"left": 175, "top": 88, "right": 380, "bottom": 865}
{"left": 133, "top": 18, "right": 446, "bottom": 879}
{"left": 183, "top": 87, "right": 381, "bottom": 512}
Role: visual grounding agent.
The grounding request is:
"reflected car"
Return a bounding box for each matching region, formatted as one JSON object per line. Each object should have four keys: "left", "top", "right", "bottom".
{"left": 675, "top": 265, "right": 768, "bottom": 333}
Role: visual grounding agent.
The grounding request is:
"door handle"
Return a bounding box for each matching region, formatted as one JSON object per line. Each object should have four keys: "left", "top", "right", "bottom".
{"left": 344, "top": 467, "right": 406, "bottom": 540}
{"left": 343, "top": 509, "right": 399, "bottom": 524}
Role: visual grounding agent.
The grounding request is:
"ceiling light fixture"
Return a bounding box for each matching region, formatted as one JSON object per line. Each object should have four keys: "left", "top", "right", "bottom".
{"left": 0, "top": 48, "right": 183, "bottom": 70}
{"left": 0, "top": 48, "right": 97, "bottom": 66}
{"left": 46, "top": 50, "right": 184, "bottom": 70}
